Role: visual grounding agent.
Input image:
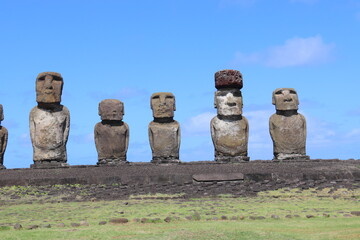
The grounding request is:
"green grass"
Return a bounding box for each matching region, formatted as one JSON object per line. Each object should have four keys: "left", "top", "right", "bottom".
{"left": 0, "top": 187, "right": 359, "bottom": 239}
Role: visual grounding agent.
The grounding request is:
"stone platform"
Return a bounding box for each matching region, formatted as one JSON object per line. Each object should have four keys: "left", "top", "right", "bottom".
{"left": 0, "top": 160, "right": 359, "bottom": 199}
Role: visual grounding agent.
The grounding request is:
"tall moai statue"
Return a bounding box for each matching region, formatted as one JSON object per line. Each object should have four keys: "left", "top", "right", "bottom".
{"left": 29, "top": 72, "right": 70, "bottom": 168}
{"left": 210, "top": 70, "right": 249, "bottom": 162}
{"left": 0, "top": 105, "right": 8, "bottom": 169}
{"left": 94, "top": 99, "right": 129, "bottom": 165}
{"left": 148, "top": 92, "right": 181, "bottom": 163}
{"left": 269, "top": 88, "right": 309, "bottom": 161}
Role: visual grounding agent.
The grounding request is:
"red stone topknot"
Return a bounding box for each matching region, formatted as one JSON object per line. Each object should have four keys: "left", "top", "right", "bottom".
{"left": 215, "top": 69, "right": 243, "bottom": 90}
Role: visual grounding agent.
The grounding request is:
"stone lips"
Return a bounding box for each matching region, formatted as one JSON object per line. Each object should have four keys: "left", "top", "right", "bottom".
{"left": 215, "top": 69, "right": 243, "bottom": 89}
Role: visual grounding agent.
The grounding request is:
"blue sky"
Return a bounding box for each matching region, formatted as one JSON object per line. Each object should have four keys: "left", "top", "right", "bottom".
{"left": 1, "top": 0, "right": 360, "bottom": 168}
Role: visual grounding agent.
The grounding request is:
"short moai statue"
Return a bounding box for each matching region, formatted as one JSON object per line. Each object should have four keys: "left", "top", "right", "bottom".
{"left": 210, "top": 70, "right": 249, "bottom": 162}
{"left": 148, "top": 92, "right": 181, "bottom": 163}
{"left": 29, "top": 72, "right": 70, "bottom": 168}
{"left": 0, "top": 105, "right": 8, "bottom": 169}
{"left": 269, "top": 88, "right": 309, "bottom": 161}
{"left": 94, "top": 99, "right": 129, "bottom": 165}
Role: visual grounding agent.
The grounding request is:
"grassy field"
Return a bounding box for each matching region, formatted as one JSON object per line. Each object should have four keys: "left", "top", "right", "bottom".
{"left": 0, "top": 186, "right": 359, "bottom": 239}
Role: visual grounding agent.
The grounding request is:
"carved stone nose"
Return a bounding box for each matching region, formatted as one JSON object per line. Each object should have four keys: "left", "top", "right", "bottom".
{"left": 227, "top": 102, "right": 236, "bottom": 107}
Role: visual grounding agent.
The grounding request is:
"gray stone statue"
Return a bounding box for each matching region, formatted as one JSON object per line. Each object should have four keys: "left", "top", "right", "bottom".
{"left": 0, "top": 104, "right": 8, "bottom": 169}
{"left": 210, "top": 70, "right": 249, "bottom": 162}
{"left": 269, "top": 88, "right": 309, "bottom": 161}
{"left": 29, "top": 72, "right": 70, "bottom": 168}
{"left": 148, "top": 92, "right": 180, "bottom": 163}
{"left": 94, "top": 99, "right": 129, "bottom": 165}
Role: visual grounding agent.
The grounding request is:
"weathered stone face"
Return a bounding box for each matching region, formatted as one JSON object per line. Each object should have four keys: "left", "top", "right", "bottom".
{"left": 215, "top": 69, "right": 243, "bottom": 90}
{"left": 149, "top": 121, "right": 180, "bottom": 163}
{"left": 30, "top": 105, "right": 70, "bottom": 164}
{"left": 36, "top": 72, "right": 63, "bottom": 104}
{"left": 0, "top": 104, "right": 3, "bottom": 122}
{"left": 99, "top": 99, "right": 124, "bottom": 121}
{"left": 151, "top": 92, "right": 175, "bottom": 118}
{"left": 214, "top": 89, "right": 243, "bottom": 116}
{"left": 272, "top": 88, "right": 299, "bottom": 111}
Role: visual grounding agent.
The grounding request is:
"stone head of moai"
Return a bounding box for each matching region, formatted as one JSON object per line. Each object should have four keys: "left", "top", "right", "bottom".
{"left": 36, "top": 72, "right": 63, "bottom": 104}
{"left": 214, "top": 70, "right": 243, "bottom": 116}
{"left": 0, "top": 104, "right": 3, "bottom": 123}
{"left": 214, "top": 90, "right": 243, "bottom": 116}
{"left": 272, "top": 88, "right": 299, "bottom": 111}
{"left": 150, "top": 92, "right": 176, "bottom": 119}
{"left": 99, "top": 99, "right": 124, "bottom": 121}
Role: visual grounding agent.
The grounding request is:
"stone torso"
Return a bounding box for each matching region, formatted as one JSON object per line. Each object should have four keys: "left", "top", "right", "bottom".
{"left": 269, "top": 113, "right": 306, "bottom": 156}
{"left": 30, "top": 106, "right": 70, "bottom": 161}
{"left": 149, "top": 121, "right": 180, "bottom": 159}
{"left": 211, "top": 116, "right": 249, "bottom": 157}
{"left": 94, "top": 122, "right": 129, "bottom": 160}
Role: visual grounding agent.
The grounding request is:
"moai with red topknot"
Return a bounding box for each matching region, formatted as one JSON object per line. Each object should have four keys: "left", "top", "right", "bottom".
{"left": 148, "top": 92, "right": 181, "bottom": 163}
{"left": 210, "top": 70, "right": 249, "bottom": 162}
{"left": 0, "top": 104, "right": 8, "bottom": 169}
{"left": 29, "top": 72, "right": 70, "bottom": 168}
{"left": 94, "top": 99, "right": 129, "bottom": 165}
{"left": 269, "top": 88, "right": 309, "bottom": 161}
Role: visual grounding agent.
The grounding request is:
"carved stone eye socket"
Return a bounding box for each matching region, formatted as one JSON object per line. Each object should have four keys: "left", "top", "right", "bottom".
{"left": 232, "top": 92, "right": 242, "bottom": 97}
{"left": 165, "top": 96, "right": 174, "bottom": 99}
{"left": 275, "top": 90, "right": 283, "bottom": 95}
{"left": 289, "top": 90, "right": 297, "bottom": 94}
{"left": 152, "top": 96, "right": 160, "bottom": 99}
{"left": 216, "top": 91, "right": 228, "bottom": 97}
{"left": 37, "top": 76, "right": 62, "bottom": 81}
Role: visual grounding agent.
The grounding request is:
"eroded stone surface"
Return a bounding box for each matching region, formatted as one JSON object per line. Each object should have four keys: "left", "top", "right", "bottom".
{"left": 215, "top": 69, "right": 243, "bottom": 90}
{"left": 269, "top": 88, "right": 309, "bottom": 161}
{"left": 150, "top": 92, "right": 175, "bottom": 119}
{"left": 95, "top": 99, "right": 129, "bottom": 165}
{"left": 211, "top": 70, "right": 249, "bottom": 162}
{"left": 30, "top": 72, "right": 70, "bottom": 167}
{"left": 149, "top": 92, "right": 180, "bottom": 163}
{"left": 0, "top": 104, "right": 8, "bottom": 169}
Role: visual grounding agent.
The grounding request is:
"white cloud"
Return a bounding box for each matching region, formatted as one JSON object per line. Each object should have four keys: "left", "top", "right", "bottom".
{"left": 18, "top": 133, "right": 32, "bottom": 147}
{"left": 245, "top": 110, "right": 273, "bottom": 159}
{"left": 232, "top": 35, "right": 335, "bottom": 67}
{"left": 345, "top": 128, "right": 360, "bottom": 139}
{"left": 266, "top": 36, "right": 334, "bottom": 67}
{"left": 303, "top": 112, "right": 337, "bottom": 146}
{"left": 183, "top": 112, "right": 214, "bottom": 136}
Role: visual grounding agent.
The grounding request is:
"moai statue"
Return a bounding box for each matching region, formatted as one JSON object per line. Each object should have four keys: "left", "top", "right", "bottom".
{"left": 29, "top": 72, "right": 70, "bottom": 168}
{"left": 148, "top": 92, "right": 180, "bottom": 163}
{"left": 269, "top": 88, "right": 309, "bottom": 161}
{"left": 94, "top": 99, "right": 129, "bottom": 165}
{"left": 210, "top": 69, "right": 249, "bottom": 162}
{"left": 0, "top": 105, "right": 8, "bottom": 169}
